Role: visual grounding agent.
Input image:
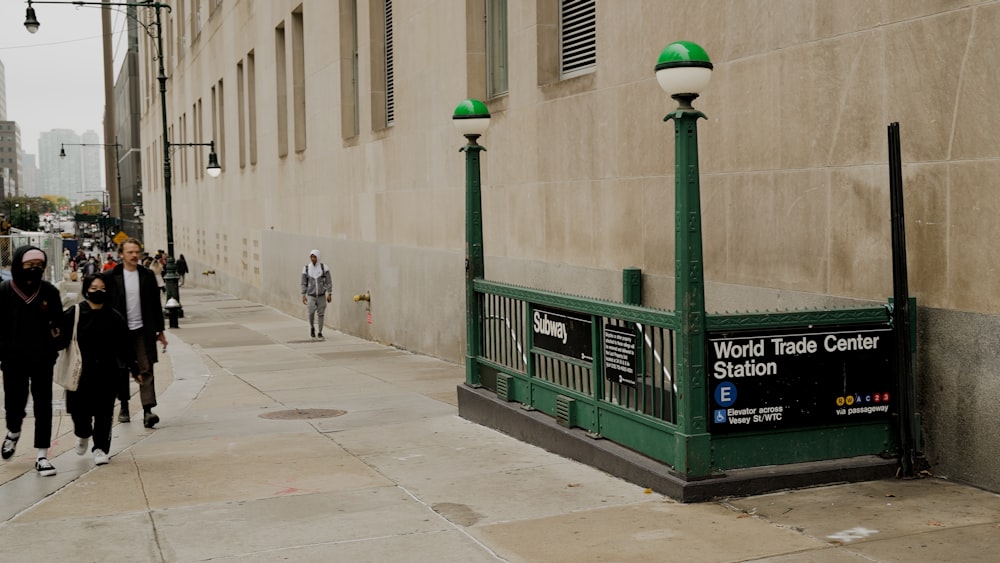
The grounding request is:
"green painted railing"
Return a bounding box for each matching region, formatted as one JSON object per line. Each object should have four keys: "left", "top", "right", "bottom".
{"left": 471, "top": 276, "right": 900, "bottom": 477}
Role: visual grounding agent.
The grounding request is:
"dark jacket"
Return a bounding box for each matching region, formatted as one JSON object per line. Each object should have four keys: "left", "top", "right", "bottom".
{"left": 0, "top": 245, "right": 63, "bottom": 366}
{"left": 106, "top": 263, "right": 165, "bottom": 366}
{"left": 58, "top": 301, "right": 135, "bottom": 375}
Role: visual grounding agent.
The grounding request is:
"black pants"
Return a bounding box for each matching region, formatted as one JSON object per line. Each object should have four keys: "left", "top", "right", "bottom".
{"left": 67, "top": 367, "right": 116, "bottom": 453}
{"left": 2, "top": 360, "right": 54, "bottom": 449}
{"left": 128, "top": 329, "right": 157, "bottom": 410}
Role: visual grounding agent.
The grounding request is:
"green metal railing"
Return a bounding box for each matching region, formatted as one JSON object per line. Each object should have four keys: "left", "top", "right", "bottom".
{"left": 471, "top": 276, "right": 899, "bottom": 476}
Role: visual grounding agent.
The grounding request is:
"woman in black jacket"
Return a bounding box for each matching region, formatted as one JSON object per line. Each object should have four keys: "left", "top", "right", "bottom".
{"left": 60, "top": 273, "right": 134, "bottom": 466}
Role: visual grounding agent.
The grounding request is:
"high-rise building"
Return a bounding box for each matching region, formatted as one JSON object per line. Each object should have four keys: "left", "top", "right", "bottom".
{"left": 0, "top": 121, "right": 20, "bottom": 197}
{"left": 39, "top": 129, "right": 81, "bottom": 201}
{"left": 0, "top": 58, "right": 7, "bottom": 121}
{"left": 81, "top": 129, "right": 102, "bottom": 195}
{"left": 20, "top": 153, "right": 38, "bottom": 197}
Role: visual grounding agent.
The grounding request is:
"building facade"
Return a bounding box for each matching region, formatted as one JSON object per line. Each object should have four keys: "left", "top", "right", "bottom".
{"left": 0, "top": 121, "right": 19, "bottom": 197}
{"left": 138, "top": 0, "right": 1000, "bottom": 492}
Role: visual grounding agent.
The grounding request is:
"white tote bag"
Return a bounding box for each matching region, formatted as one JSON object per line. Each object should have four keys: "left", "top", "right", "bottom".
{"left": 54, "top": 305, "right": 82, "bottom": 391}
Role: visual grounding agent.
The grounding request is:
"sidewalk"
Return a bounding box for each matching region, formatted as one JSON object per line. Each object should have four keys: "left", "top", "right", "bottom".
{"left": 0, "top": 286, "right": 998, "bottom": 562}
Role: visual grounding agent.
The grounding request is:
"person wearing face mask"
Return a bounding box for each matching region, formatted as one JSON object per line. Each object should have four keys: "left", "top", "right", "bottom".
{"left": 0, "top": 246, "right": 64, "bottom": 476}
{"left": 58, "top": 274, "right": 134, "bottom": 466}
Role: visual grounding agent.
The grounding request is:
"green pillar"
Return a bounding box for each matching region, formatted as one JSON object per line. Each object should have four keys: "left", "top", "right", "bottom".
{"left": 656, "top": 41, "right": 715, "bottom": 476}
{"left": 454, "top": 100, "right": 492, "bottom": 387}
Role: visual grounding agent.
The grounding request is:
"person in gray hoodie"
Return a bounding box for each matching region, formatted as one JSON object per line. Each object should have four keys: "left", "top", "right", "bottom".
{"left": 301, "top": 249, "right": 332, "bottom": 339}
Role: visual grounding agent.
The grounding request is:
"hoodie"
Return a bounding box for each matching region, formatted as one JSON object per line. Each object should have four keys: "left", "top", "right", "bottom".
{"left": 0, "top": 245, "right": 63, "bottom": 364}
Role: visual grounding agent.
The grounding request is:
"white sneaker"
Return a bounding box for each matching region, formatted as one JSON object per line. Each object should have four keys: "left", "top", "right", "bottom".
{"left": 93, "top": 449, "right": 109, "bottom": 466}
{"left": 35, "top": 458, "right": 56, "bottom": 476}
{"left": 75, "top": 436, "right": 88, "bottom": 455}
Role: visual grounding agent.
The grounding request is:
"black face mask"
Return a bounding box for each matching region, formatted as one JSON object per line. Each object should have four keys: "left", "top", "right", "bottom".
{"left": 87, "top": 290, "right": 108, "bottom": 304}
{"left": 23, "top": 267, "right": 43, "bottom": 284}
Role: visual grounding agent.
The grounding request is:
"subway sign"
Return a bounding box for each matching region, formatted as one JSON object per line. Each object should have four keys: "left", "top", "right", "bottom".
{"left": 532, "top": 306, "right": 593, "bottom": 361}
{"left": 707, "top": 324, "right": 895, "bottom": 434}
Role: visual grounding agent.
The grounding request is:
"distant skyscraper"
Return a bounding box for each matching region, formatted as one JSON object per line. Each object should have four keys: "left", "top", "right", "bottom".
{"left": 39, "top": 129, "right": 82, "bottom": 201}
{"left": 20, "top": 153, "right": 38, "bottom": 197}
{"left": 81, "top": 129, "right": 102, "bottom": 196}
{"left": 0, "top": 58, "right": 7, "bottom": 121}
{"left": 0, "top": 121, "right": 20, "bottom": 197}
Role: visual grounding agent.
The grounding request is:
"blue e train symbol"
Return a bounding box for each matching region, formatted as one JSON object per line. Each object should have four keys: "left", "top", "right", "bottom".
{"left": 714, "top": 381, "right": 737, "bottom": 407}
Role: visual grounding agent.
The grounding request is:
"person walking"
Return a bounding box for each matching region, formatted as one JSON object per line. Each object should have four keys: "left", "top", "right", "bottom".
{"left": 175, "top": 254, "right": 189, "bottom": 287}
{"left": 59, "top": 274, "right": 133, "bottom": 466}
{"left": 107, "top": 238, "right": 167, "bottom": 428}
{"left": 0, "top": 246, "right": 64, "bottom": 476}
{"left": 149, "top": 254, "right": 166, "bottom": 293}
{"left": 301, "top": 249, "right": 332, "bottom": 339}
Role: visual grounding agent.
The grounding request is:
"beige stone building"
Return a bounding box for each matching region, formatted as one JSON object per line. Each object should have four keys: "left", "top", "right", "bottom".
{"left": 138, "top": 1, "right": 1000, "bottom": 492}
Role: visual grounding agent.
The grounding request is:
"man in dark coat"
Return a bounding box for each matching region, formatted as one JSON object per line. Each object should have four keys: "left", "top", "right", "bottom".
{"left": 107, "top": 238, "right": 166, "bottom": 428}
{"left": 0, "top": 245, "right": 63, "bottom": 475}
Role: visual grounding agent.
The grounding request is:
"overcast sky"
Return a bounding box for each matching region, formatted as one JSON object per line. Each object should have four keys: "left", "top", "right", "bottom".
{"left": 0, "top": 1, "right": 129, "bottom": 156}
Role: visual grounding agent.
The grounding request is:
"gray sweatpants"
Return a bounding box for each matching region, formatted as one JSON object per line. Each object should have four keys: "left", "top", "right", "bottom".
{"left": 307, "top": 295, "right": 327, "bottom": 330}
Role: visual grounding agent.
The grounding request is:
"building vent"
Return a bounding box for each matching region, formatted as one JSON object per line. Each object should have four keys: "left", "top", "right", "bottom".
{"left": 556, "top": 394, "right": 576, "bottom": 428}
{"left": 560, "top": 0, "right": 596, "bottom": 78}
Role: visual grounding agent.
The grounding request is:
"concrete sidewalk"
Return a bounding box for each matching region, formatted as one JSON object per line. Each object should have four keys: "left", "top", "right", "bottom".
{"left": 0, "top": 287, "right": 998, "bottom": 562}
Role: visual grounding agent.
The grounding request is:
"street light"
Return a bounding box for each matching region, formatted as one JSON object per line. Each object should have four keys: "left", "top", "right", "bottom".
{"left": 655, "top": 40, "right": 713, "bottom": 470}
{"left": 60, "top": 140, "right": 122, "bottom": 216}
{"left": 171, "top": 141, "right": 222, "bottom": 178}
{"left": 26, "top": 0, "right": 200, "bottom": 329}
{"left": 453, "top": 98, "right": 491, "bottom": 387}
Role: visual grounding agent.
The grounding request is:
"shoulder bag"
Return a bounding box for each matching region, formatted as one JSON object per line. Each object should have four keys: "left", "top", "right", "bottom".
{"left": 54, "top": 305, "right": 82, "bottom": 391}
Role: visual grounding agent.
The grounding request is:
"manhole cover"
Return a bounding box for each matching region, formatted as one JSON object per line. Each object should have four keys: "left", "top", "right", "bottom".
{"left": 259, "top": 408, "right": 346, "bottom": 420}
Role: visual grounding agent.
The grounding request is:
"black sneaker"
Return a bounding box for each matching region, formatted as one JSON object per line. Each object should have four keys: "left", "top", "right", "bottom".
{"left": 317, "top": 331, "right": 324, "bottom": 339}
{"left": 143, "top": 411, "right": 160, "bottom": 428}
{"left": 118, "top": 410, "right": 131, "bottom": 423}
{"left": 35, "top": 458, "right": 56, "bottom": 476}
{"left": 1, "top": 434, "right": 18, "bottom": 460}
{"left": 310, "top": 327, "right": 315, "bottom": 338}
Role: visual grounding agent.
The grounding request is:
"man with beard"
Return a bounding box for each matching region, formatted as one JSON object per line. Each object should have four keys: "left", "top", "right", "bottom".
{"left": 107, "top": 238, "right": 166, "bottom": 428}
{"left": 0, "top": 246, "right": 63, "bottom": 475}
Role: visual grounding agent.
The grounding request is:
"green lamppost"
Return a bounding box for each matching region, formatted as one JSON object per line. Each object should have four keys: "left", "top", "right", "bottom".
{"left": 453, "top": 99, "right": 491, "bottom": 387}
{"left": 656, "top": 41, "right": 713, "bottom": 475}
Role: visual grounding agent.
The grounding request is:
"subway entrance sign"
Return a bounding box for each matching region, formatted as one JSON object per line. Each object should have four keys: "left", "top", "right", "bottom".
{"left": 707, "top": 324, "right": 895, "bottom": 434}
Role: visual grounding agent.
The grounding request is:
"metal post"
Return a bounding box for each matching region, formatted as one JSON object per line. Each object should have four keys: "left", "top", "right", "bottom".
{"left": 152, "top": 5, "right": 181, "bottom": 327}
{"left": 665, "top": 95, "right": 711, "bottom": 476}
{"left": 888, "top": 122, "right": 919, "bottom": 476}
{"left": 462, "top": 134, "right": 486, "bottom": 386}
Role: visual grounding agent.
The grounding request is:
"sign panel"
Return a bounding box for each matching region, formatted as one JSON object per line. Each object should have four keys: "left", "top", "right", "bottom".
{"left": 604, "top": 324, "right": 638, "bottom": 386}
{"left": 531, "top": 306, "right": 593, "bottom": 361}
{"left": 707, "top": 324, "right": 895, "bottom": 433}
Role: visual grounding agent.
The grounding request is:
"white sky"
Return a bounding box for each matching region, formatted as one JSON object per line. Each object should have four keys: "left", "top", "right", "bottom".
{"left": 0, "top": 1, "right": 130, "bottom": 155}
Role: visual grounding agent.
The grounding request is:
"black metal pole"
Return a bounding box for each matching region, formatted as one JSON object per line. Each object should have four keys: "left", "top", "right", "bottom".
{"left": 152, "top": 5, "right": 181, "bottom": 327}
{"left": 888, "top": 122, "right": 918, "bottom": 477}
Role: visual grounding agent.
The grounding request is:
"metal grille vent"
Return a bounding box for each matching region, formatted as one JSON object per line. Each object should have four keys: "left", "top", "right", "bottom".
{"left": 384, "top": 0, "right": 395, "bottom": 125}
{"left": 560, "top": 0, "right": 596, "bottom": 78}
{"left": 556, "top": 395, "right": 576, "bottom": 428}
{"left": 496, "top": 373, "right": 513, "bottom": 401}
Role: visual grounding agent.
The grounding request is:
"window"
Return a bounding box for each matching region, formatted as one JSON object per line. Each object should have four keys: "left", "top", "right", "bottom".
{"left": 275, "top": 22, "right": 288, "bottom": 156}
{"left": 237, "top": 60, "right": 246, "bottom": 168}
{"left": 384, "top": 0, "right": 395, "bottom": 125}
{"left": 339, "top": 0, "right": 359, "bottom": 138}
{"left": 292, "top": 6, "right": 306, "bottom": 152}
{"left": 560, "top": 0, "right": 596, "bottom": 78}
{"left": 248, "top": 50, "right": 258, "bottom": 165}
{"left": 216, "top": 79, "right": 226, "bottom": 172}
{"left": 486, "top": 0, "right": 508, "bottom": 98}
